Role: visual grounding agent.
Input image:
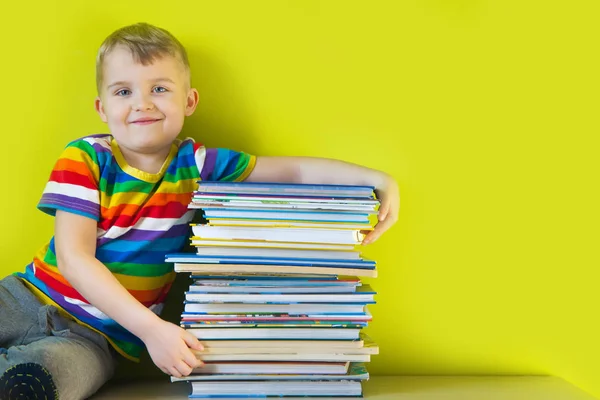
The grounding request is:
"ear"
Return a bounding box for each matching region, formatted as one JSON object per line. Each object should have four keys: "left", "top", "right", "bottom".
{"left": 95, "top": 96, "right": 108, "bottom": 123}
{"left": 185, "top": 88, "right": 200, "bottom": 117}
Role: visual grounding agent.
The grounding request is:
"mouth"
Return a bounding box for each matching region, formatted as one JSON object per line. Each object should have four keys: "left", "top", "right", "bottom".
{"left": 131, "top": 118, "right": 162, "bottom": 125}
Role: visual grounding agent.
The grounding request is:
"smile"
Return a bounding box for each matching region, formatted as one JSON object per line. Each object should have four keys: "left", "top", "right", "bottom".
{"left": 131, "top": 119, "right": 162, "bottom": 125}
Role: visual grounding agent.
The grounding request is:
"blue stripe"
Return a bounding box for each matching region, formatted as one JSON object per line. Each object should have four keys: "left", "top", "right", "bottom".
{"left": 100, "top": 236, "right": 186, "bottom": 252}
{"left": 97, "top": 248, "right": 173, "bottom": 264}
{"left": 210, "top": 148, "right": 239, "bottom": 180}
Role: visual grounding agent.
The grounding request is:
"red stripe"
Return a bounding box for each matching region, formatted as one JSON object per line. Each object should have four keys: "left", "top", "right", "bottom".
{"left": 99, "top": 202, "right": 188, "bottom": 231}
{"left": 154, "top": 283, "right": 173, "bottom": 304}
{"left": 35, "top": 266, "right": 89, "bottom": 303}
{"left": 49, "top": 170, "right": 96, "bottom": 190}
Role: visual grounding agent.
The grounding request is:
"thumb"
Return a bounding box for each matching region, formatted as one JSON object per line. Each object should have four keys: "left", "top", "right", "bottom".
{"left": 378, "top": 201, "right": 390, "bottom": 222}
{"left": 183, "top": 331, "right": 204, "bottom": 351}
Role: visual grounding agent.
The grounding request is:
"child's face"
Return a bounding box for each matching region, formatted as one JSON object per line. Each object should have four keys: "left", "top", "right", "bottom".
{"left": 95, "top": 46, "right": 198, "bottom": 156}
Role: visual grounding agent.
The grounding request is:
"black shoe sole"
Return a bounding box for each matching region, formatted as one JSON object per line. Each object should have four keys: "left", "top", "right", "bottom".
{"left": 0, "top": 363, "right": 58, "bottom": 400}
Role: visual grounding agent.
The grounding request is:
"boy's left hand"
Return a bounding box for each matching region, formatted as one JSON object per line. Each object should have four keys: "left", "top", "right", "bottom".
{"left": 363, "top": 175, "right": 400, "bottom": 245}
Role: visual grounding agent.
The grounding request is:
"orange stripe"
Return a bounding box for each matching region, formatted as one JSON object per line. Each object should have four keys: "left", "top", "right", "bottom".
{"left": 54, "top": 158, "right": 94, "bottom": 177}
{"left": 129, "top": 286, "right": 172, "bottom": 304}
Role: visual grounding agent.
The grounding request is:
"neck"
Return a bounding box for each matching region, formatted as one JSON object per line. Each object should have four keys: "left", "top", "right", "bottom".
{"left": 118, "top": 144, "right": 172, "bottom": 174}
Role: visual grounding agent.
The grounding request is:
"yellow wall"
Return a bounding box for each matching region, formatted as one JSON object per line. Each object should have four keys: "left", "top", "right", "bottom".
{"left": 1, "top": 0, "right": 598, "bottom": 397}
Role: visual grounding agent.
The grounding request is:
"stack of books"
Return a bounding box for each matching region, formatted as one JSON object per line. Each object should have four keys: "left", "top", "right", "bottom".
{"left": 166, "top": 181, "right": 380, "bottom": 399}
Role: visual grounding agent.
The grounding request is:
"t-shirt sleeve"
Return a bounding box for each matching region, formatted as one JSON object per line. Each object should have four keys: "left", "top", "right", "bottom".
{"left": 194, "top": 144, "right": 256, "bottom": 182}
{"left": 37, "top": 140, "right": 101, "bottom": 221}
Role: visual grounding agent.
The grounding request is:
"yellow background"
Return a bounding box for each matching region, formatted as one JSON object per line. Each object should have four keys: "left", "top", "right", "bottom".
{"left": 0, "top": 0, "right": 598, "bottom": 397}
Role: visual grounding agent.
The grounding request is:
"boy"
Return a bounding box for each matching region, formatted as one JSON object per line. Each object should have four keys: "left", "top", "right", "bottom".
{"left": 0, "top": 23, "right": 399, "bottom": 400}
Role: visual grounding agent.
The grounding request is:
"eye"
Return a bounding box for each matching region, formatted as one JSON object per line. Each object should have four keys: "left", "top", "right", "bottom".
{"left": 153, "top": 86, "right": 168, "bottom": 93}
{"left": 115, "top": 89, "right": 131, "bottom": 96}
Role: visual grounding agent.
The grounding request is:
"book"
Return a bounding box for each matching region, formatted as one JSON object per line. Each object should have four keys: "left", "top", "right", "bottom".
{"left": 186, "top": 327, "right": 361, "bottom": 340}
{"left": 185, "top": 336, "right": 369, "bottom": 349}
{"left": 206, "top": 219, "right": 373, "bottom": 230}
{"left": 190, "top": 201, "right": 376, "bottom": 211}
{"left": 191, "top": 225, "right": 366, "bottom": 244}
{"left": 194, "top": 181, "right": 375, "bottom": 197}
{"left": 193, "top": 246, "right": 361, "bottom": 260}
{"left": 183, "top": 303, "right": 367, "bottom": 314}
{"left": 182, "top": 322, "right": 367, "bottom": 329}
{"left": 201, "top": 208, "right": 373, "bottom": 221}
{"left": 189, "top": 397, "right": 362, "bottom": 400}
{"left": 191, "top": 239, "right": 356, "bottom": 251}
{"left": 189, "top": 341, "right": 379, "bottom": 355}
{"left": 173, "top": 262, "right": 378, "bottom": 278}
{"left": 189, "top": 276, "right": 360, "bottom": 285}
{"left": 195, "top": 353, "right": 371, "bottom": 362}
{"left": 184, "top": 284, "right": 375, "bottom": 303}
{"left": 191, "top": 361, "right": 350, "bottom": 375}
{"left": 189, "top": 379, "right": 362, "bottom": 397}
{"left": 192, "top": 193, "right": 378, "bottom": 204}
{"left": 187, "top": 285, "right": 359, "bottom": 294}
{"left": 180, "top": 312, "right": 372, "bottom": 322}
{"left": 170, "top": 362, "right": 369, "bottom": 382}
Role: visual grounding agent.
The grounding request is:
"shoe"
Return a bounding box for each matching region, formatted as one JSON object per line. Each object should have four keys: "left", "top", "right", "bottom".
{"left": 0, "top": 362, "right": 58, "bottom": 400}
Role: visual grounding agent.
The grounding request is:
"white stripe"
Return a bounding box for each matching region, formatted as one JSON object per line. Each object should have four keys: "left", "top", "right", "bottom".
{"left": 63, "top": 296, "right": 110, "bottom": 320}
{"left": 82, "top": 136, "right": 111, "bottom": 150}
{"left": 150, "top": 303, "right": 164, "bottom": 315}
{"left": 102, "top": 211, "right": 195, "bottom": 239}
{"left": 64, "top": 296, "right": 164, "bottom": 320}
{"left": 43, "top": 181, "right": 99, "bottom": 204}
{"left": 194, "top": 145, "right": 207, "bottom": 176}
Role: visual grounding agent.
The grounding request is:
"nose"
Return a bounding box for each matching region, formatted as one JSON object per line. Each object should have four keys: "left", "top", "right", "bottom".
{"left": 132, "top": 93, "right": 155, "bottom": 111}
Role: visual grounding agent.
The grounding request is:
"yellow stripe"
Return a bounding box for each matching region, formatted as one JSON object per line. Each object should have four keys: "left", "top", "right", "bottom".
{"left": 62, "top": 147, "right": 100, "bottom": 178}
{"left": 235, "top": 155, "right": 257, "bottom": 182}
{"left": 19, "top": 278, "right": 139, "bottom": 362}
{"left": 111, "top": 138, "right": 178, "bottom": 183}
{"left": 113, "top": 271, "right": 176, "bottom": 291}
{"left": 206, "top": 222, "right": 373, "bottom": 230}
{"left": 99, "top": 178, "right": 197, "bottom": 209}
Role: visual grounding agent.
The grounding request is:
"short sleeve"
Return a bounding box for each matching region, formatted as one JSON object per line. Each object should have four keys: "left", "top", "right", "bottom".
{"left": 37, "top": 140, "right": 101, "bottom": 221}
{"left": 194, "top": 144, "right": 256, "bottom": 182}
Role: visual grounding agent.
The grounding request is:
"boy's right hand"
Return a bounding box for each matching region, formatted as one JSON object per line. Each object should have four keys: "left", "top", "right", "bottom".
{"left": 140, "top": 319, "right": 204, "bottom": 377}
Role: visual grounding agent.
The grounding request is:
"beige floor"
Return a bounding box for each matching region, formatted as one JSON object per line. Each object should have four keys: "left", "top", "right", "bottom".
{"left": 91, "top": 376, "right": 597, "bottom": 400}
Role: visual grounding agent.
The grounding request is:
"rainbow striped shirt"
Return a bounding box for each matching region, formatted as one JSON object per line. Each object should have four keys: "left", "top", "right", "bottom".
{"left": 18, "top": 134, "right": 255, "bottom": 361}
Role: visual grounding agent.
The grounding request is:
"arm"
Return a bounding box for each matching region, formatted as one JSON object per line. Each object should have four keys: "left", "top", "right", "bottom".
{"left": 245, "top": 156, "right": 400, "bottom": 243}
{"left": 54, "top": 210, "right": 203, "bottom": 377}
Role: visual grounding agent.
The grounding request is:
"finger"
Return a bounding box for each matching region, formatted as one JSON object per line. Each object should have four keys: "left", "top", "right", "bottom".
{"left": 169, "top": 366, "right": 183, "bottom": 378}
{"left": 160, "top": 367, "right": 170, "bottom": 375}
{"left": 183, "top": 332, "right": 204, "bottom": 351}
{"left": 363, "top": 219, "right": 392, "bottom": 244}
{"left": 183, "top": 348, "right": 203, "bottom": 369}
{"left": 175, "top": 360, "right": 193, "bottom": 377}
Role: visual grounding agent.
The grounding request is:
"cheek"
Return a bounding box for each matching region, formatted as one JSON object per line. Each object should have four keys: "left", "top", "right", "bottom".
{"left": 105, "top": 103, "right": 129, "bottom": 123}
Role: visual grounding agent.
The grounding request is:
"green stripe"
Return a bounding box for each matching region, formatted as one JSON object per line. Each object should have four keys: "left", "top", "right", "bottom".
{"left": 221, "top": 153, "right": 251, "bottom": 181}
{"left": 43, "top": 248, "right": 57, "bottom": 266}
{"left": 106, "top": 262, "right": 174, "bottom": 277}
{"left": 67, "top": 140, "right": 99, "bottom": 165}
{"left": 112, "top": 337, "right": 142, "bottom": 359}
{"left": 99, "top": 179, "right": 155, "bottom": 194}
{"left": 164, "top": 165, "right": 197, "bottom": 183}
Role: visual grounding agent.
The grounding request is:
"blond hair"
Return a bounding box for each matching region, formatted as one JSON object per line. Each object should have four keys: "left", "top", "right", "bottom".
{"left": 96, "top": 22, "right": 190, "bottom": 93}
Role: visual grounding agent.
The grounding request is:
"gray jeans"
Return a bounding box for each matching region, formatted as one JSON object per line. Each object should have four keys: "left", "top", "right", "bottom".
{"left": 0, "top": 275, "right": 117, "bottom": 400}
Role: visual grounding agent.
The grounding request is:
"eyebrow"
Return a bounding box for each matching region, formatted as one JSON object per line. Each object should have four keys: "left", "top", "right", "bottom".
{"left": 106, "top": 78, "right": 176, "bottom": 90}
